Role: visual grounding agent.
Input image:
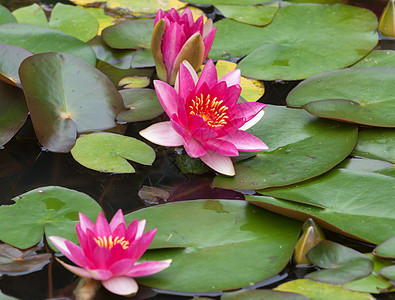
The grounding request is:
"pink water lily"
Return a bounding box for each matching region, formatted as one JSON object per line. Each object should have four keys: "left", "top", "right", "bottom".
{"left": 140, "top": 59, "right": 268, "bottom": 176}
{"left": 151, "top": 8, "right": 216, "bottom": 84}
{"left": 49, "top": 210, "right": 171, "bottom": 296}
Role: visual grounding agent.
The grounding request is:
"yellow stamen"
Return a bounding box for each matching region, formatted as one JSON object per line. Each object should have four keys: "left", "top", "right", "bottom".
{"left": 188, "top": 94, "right": 229, "bottom": 128}
{"left": 94, "top": 235, "right": 130, "bottom": 250}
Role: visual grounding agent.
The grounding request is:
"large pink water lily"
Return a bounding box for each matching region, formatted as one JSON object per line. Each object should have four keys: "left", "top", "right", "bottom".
{"left": 151, "top": 8, "right": 216, "bottom": 84}
{"left": 140, "top": 59, "right": 268, "bottom": 176}
{"left": 49, "top": 210, "right": 171, "bottom": 296}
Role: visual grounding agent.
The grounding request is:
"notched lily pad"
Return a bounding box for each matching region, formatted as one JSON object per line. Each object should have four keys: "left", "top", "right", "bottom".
{"left": 71, "top": 132, "right": 156, "bottom": 173}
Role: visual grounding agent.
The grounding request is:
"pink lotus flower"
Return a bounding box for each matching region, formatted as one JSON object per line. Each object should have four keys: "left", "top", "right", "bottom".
{"left": 151, "top": 8, "right": 216, "bottom": 85}
{"left": 140, "top": 59, "right": 268, "bottom": 176}
{"left": 49, "top": 210, "right": 171, "bottom": 296}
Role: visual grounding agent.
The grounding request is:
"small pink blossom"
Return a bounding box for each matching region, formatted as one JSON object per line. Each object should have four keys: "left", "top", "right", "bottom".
{"left": 49, "top": 210, "right": 171, "bottom": 296}
{"left": 140, "top": 59, "right": 268, "bottom": 176}
{"left": 151, "top": 8, "right": 216, "bottom": 84}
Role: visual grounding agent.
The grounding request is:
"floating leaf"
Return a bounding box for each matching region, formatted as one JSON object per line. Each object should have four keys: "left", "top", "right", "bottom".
{"left": 125, "top": 200, "right": 301, "bottom": 292}
{"left": 211, "top": 4, "right": 378, "bottom": 80}
{"left": 49, "top": 3, "right": 99, "bottom": 42}
{"left": 306, "top": 240, "right": 373, "bottom": 284}
{"left": 106, "top": 0, "right": 186, "bottom": 15}
{"left": 287, "top": 67, "right": 395, "bottom": 127}
{"left": 216, "top": 4, "right": 278, "bottom": 27}
{"left": 176, "top": 152, "right": 209, "bottom": 174}
{"left": 0, "top": 44, "right": 33, "bottom": 87}
{"left": 374, "top": 236, "right": 395, "bottom": 259}
{"left": 19, "top": 53, "right": 123, "bottom": 152}
{"left": 84, "top": 7, "right": 116, "bottom": 35}
{"left": 71, "top": 132, "right": 156, "bottom": 173}
{"left": 0, "top": 4, "right": 15, "bottom": 25}
{"left": 213, "top": 105, "right": 357, "bottom": 190}
{"left": 131, "top": 48, "right": 155, "bottom": 68}
{"left": 11, "top": 4, "right": 48, "bottom": 27}
{"left": 118, "top": 76, "right": 150, "bottom": 89}
{"left": 353, "top": 50, "right": 395, "bottom": 68}
{"left": 69, "top": 0, "right": 106, "bottom": 5}
{"left": 379, "top": 0, "right": 395, "bottom": 37}
{"left": 138, "top": 186, "right": 170, "bottom": 204}
{"left": 377, "top": 265, "right": 395, "bottom": 282}
{"left": 247, "top": 162, "right": 395, "bottom": 244}
{"left": 275, "top": 279, "right": 375, "bottom": 300}
{"left": 339, "top": 157, "right": 394, "bottom": 175}
{"left": 102, "top": 19, "right": 154, "bottom": 49}
{"left": 0, "top": 23, "right": 96, "bottom": 66}
{"left": 0, "top": 81, "right": 28, "bottom": 147}
{"left": 352, "top": 128, "right": 395, "bottom": 163}
{"left": 0, "top": 186, "right": 102, "bottom": 250}
{"left": 185, "top": 0, "right": 273, "bottom": 4}
{"left": 0, "top": 244, "right": 51, "bottom": 275}
{"left": 116, "top": 88, "right": 164, "bottom": 123}
{"left": 287, "top": 0, "right": 342, "bottom": 2}
{"left": 222, "top": 289, "right": 310, "bottom": 300}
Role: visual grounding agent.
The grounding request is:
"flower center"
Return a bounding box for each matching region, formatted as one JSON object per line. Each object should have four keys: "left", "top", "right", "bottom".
{"left": 94, "top": 235, "right": 130, "bottom": 250}
{"left": 189, "top": 94, "right": 229, "bottom": 128}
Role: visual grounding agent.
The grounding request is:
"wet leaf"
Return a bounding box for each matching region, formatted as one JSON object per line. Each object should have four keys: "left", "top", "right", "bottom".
{"left": 11, "top": 4, "right": 48, "bottom": 27}
{"left": 211, "top": 4, "right": 378, "bottom": 80}
{"left": 339, "top": 157, "right": 394, "bottom": 175}
{"left": 213, "top": 105, "right": 357, "bottom": 190}
{"left": 374, "top": 236, "right": 395, "bottom": 259}
{"left": 0, "top": 244, "right": 51, "bottom": 275}
{"left": 221, "top": 289, "right": 310, "bottom": 300}
{"left": 118, "top": 76, "right": 150, "bottom": 89}
{"left": 0, "top": 44, "right": 32, "bottom": 87}
{"left": 176, "top": 153, "right": 209, "bottom": 174}
{"left": 19, "top": 53, "right": 123, "bottom": 152}
{"left": 0, "top": 23, "right": 96, "bottom": 66}
{"left": 71, "top": 132, "right": 155, "bottom": 173}
{"left": 116, "top": 88, "right": 164, "bottom": 123}
{"left": 0, "top": 186, "right": 102, "bottom": 250}
{"left": 353, "top": 50, "right": 395, "bottom": 68}
{"left": 138, "top": 186, "right": 170, "bottom": 204}
{"left": 106, "top": 0, "right": 186, "bottom": 15}
{"left": 306, "top": 241, "right": 373, "bottom": 284}
{"left": 216, "top": 4, "right": 278, "bottom": 27}
{"left": 275, "top": 279, "right": 375, "bottom": 300}
{"left": 0, "top": 4, "right": 15, "bottom": 25}
{"left": 379, "top": 0, "right": 395, "bottom": 37}
{"left": 287, "top": 67, "right": 395, "bottom": 127}
{"left": 0, "top": 81, "right": 28, "bottom": 147}
{"left": 125, "top": 200, "right": 302, "bottom": 292}
{"left": 49, "top": 3, "right": 99, "bottom": 42}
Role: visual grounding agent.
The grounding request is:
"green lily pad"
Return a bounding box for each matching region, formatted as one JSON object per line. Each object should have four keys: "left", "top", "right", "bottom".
{"left": 88, "top": 36, "right": 135, "bottom": 70}
{"left": 0, "top": 291, "right": 18, "bottom": 300}
{"left": 71, "top": 132, "right": 155, "bottom": 173}
{"left": 118, "top": 76, "right": 150, "bottom": 89}
{"left": 353, "top": 50, "right": 395, "bottom": 68}
{"left": 216, "top": 4, "right": 278, "bottom": 27}
{"left": 377, "top": 265, "right": 395, "bottom": 282}
{"left": 221, "top": 289, "right": 310, "bottom": 300}
{"left": 339, "top": 157, "right": 394, "bottom": 175}
{"left": 49, "top": 3, "right": 98, "bottom": 42}
{"left": 246, "top": 162, "right": 395, "bottom": 244}
{"left": 0, "top": 186, "right": 102, "bottom": 250}
{"left": 0, "top": 23, "right": 96, "bottom": 66}
{"left": 106, "top": 0, "right": 186, "bottom": 15}
{"left": 286, "top": 67, "right": 395, "bottom": 127}
{"left": 287, "top": 0, "right": 342, "bottom": 3}
{"left": 343, "top": 253, "right": 393, "bottom": 294}
{"left": 374, "top": 236, "right": 395, "bottom": 258}
{"left": 275, "top": 279, "right": 375, "bottom": 300}
{"left": 306, "top": 240, "right": 373, "bottom": 284}
{"left": 0, "top": 44, "right": 33, "bottom": 87}
{"left": 125, "top": 200, "right": 302, "bottom": 292}
{"left": 213, "top": 105, "right": 357, "bottom": 190}
{"left": 116, "top": 88, "right": 164, "bottom": 123}
{"left": 0, "top": 81, "right": 28, "bottom": 147}
{"left": 352, "top": 128, "right": 395, "bottom": 163}
{"left": 176, "top": 152, "right": 209, "bottom": 174}
{"left": 211, "top": 4, "right": 378, "bottom": 80}
{"left": 131, "top": 48, "right": 155, "bottom": 68}
{"left": 19, "top": 52, "right": 123, "bottom": 152}
{"left": 12, "top": 4, "right": 48, "bottom": 27}
{"left": 102, "top": 19, "right": 154, "bottom": 49}
{"left": 184, "top": 0, "right": 273, "bottom": 4}
{"left": 0, "top": 5, "right": 15, "bottom": 25}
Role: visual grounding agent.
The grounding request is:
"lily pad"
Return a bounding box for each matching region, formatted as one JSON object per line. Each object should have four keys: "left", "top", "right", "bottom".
{"left": 0, "top": 23, "right": 96, "bottom": 66}
{"left": 0, "top": 44, "right": 33, "bottom": 87}
{"left": 0, "top": 244, "right": 51, "bottom": 275}
{"left": 275, "top": 279, "right": 375, "bottom": 300}
{"left": 211, "top": 4, "right": 378, "bottom": 80}
{"left": 353, "top": 50, "right": 395, "bottom": 68}
{"left": 118, "top": 76, "right": 150, "bottom": 89}
{"left": 84, "top": 7, "right": 116, "bottom": 35}
{"left": 19, "top": 52, "right": 124, "bottom": 152}
{"left": 0, "top": 5, "right": 15, "bottom": 25}
{"left": 374, "top": 236, "right": 395, "bottom": 259}
{"left": 125, "top": 200, "right": 302, "bottom": 292}
{"left": 106, "top": 0, "right": 186, "bottom": 15}
{"left": 213, "top": 105, "right": 357, "bottom": 190}
{"left": 216, "top": 4, "right": 278, "bottom": 27}
{"left": 116, "top": 88, "right": 164, "bottom": 123}
{"left": 247, "top": 162, "right": 395, "bottom": 244}
{"left": 306, "top": 240, "right": 373, "bottom": 284}
{"left": 221, "top": 289, "right": 310, "bottom": 300}
{"left": 184, "top": 0, "right": 273, "bottom": 5}
{"left": 0, "top": 81, "right": 28, "bottom": 147}
{"left": 11, "top": 4, "right": 48, "bottom": 27}
{"left": 286, "top": 67, "right": 395, "bottom": 127}
{"left": 131, "top": 48, "right": 155, "bottom": 68}
{"left": 0, "top": 186, "right": 102, "bottom": 250}
{"left": 102, "top": 19, "right": 154, "bottom": 49}
{"left": 71, "top": 132, "right": 155, "bottom": 173}
{"left": 352, "top": 128, "right": 395, "bottom": 163}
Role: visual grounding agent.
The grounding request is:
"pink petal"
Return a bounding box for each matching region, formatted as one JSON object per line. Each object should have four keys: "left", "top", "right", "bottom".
{"left": 221, "top": 84, "right": 241, "bottom": 108}
{"left": 78, "top": 212, "right": 95, "bottom": 234}
{"left": 139, "top": 121, "right": 184, "bottom": 147}
{"left": 135, "top": 220, "right": 147, "bottom": 240}
{"left": 125, "top": 219, "right": 139, "bottom": 241}
{"left": 239, "top": 110, "right": 265, "bottom": 130}
{"left": 94, "top": 212, "right": 111, "bottom": 237}
{"left": 75, "top": 225, "right": 89, "bottom": 252}
{"left": 202, "top": 27, "right": 216, "bottom": 60}
{"left": 162, "top": 22, "right": 186, "bottom": 79}
{"left": 171, "top": 117, "right": 190, "bottom": 138}
{"left": 127, "top": 260, "right": 172, "bottom": 277}
{"left": 200, "top": 151, "right": 235, "bottom": 176}
{"left": 65, "top": 240, "right": 95, "bottom": 269}
{"left": 203, "top": 138, "right": 239, "bottom": 156}
{"left": 111, "top": 223, "right": 126, "bottom": 242}
{"left": 234, "top": 102, "right": 266, "bottom": 123}
{"left": 180, "top": 7, "right": 194, "bottom": 27}
{"left": 202, "top": 19, "right": 213, "bottom": 39}
{"left": 88, "top": 269, "right": 113, "bottom": 281}
{"left": 109, "top": 209, "right": 126, "bottom": 233}
{"left": 56, "top": 259, "right": 93, "bottom": 278}
{"left": 110, "top": 243, "right": 124, "bottom": 261}
{"left": 188, "top": 115, "right": 218, "bottom": 142}
{"left": 154, "top": 9, "right": 165, "bottom": 26}
{"left": 49, "top": 236, "right": 73, "bottom": 257}
{"left": 219, "top": 69, "right": 241, "bottom": 87}
{"left": 93, "top": 246, "right": 114, "bottom": 269}
{"left": 124, "top": 229, "right": 157, "bottom": 261}
{"left": 109, "top": 258, "right": 137, "bottom": 276}
{"left": 177, "top": 62, "right": 197, "bottom": 102}
{"left": 221, "top": 130, "right": 268, "bottom": 152}
{"left": 153, "top": 80, "right": 178, "bottom": 118}
{"left": 182, "top": 136, "right": 208, "bottom": 158}
{"left": 196, "top": 59, "right": 217, "bottom": 91}
{"left": 102, "top": 276, "right": 138, "bottom": 296}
